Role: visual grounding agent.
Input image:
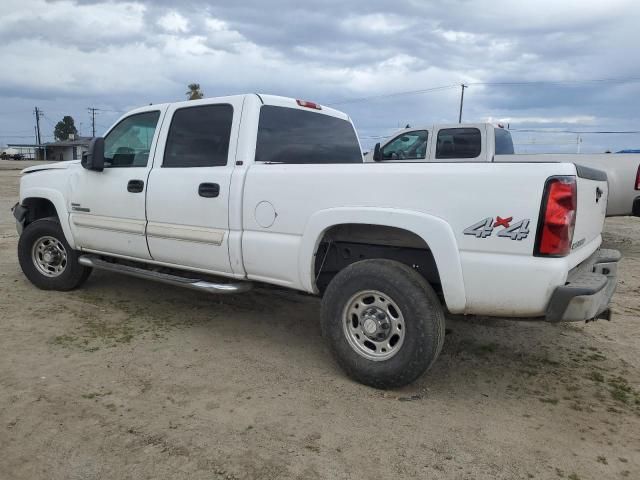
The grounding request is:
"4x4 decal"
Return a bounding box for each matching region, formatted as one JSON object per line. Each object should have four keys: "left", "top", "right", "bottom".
{"left": 464, "top": 216, "right": 530, "bottom": 240}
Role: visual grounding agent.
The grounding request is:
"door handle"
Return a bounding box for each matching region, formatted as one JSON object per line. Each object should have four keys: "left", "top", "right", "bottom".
{"left": 127, "top": 179, "right": 144, "bottom": 193}
{"left": 198, "top": 183, "right": 220, "bottom": 198}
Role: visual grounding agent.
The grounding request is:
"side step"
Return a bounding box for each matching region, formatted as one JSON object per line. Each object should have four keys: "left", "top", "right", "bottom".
{"left": 78, "top": 255, "right": 252, "bottom": 294}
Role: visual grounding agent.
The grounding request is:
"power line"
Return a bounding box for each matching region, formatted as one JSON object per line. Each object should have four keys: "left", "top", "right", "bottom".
{"left": 326, "top": 76, "right": 640, "bottom": 115}
{"left": 469, "top": 77, "right": 640, "bottom": 87}
{"left": 508, "top": 129, "right": 640, "bottom": 134}
{"left": 42, "top": 114, "right": 56, "bottom": 129}
{"left": 0, "top": 134, "right": 54, "bottom": 138}
{"left": 327, "top": 84, "right": 458, "bottom": 106}
{"left": 0, "top": 109, "right": 35, "bottom": 116}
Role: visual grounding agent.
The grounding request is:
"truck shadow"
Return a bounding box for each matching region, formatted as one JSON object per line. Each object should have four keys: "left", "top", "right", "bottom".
{"left": 66, "top": 270, "right": 629, "bottom": 406}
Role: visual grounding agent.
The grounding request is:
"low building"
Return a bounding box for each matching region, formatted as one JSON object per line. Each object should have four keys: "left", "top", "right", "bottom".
{"left": 7, "top": 135, "right": 92, "bottom": 161}
{"left": 3, "top": 144, "right": 37, "bottom": 160}
{"left": 40, "top": 135, "right": 92, "bottom": 161}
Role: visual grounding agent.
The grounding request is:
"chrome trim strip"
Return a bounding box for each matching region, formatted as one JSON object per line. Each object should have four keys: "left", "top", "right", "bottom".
{"left": 146, "top": 222, "right": 225, "bottom": 245}
{"left": 71, "top": 213, "right": 146, "bottom": 235}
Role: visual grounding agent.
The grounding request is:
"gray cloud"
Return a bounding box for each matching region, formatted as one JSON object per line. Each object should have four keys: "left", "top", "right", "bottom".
{"left": 1, "top": 0, "right": 639, "bottom": 153}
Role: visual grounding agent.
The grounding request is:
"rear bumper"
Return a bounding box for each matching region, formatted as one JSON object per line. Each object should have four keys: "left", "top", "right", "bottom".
{"left": 546, "top": 248, "right": 621, "bottom": 322}
{"left": 633, "top": 196, "right": 640, "bottom": 217}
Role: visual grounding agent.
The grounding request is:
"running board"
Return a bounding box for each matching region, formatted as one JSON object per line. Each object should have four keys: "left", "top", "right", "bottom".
{"left": 78, "top": 255, "right": 252, "bottom": 294}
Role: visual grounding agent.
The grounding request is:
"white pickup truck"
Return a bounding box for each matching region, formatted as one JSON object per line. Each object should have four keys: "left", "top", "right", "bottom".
{"left": 365, "top": 123, "right": 640, "bottom": 217}
{"left": 12, "top": 94, "right": 620, "bottom": 388}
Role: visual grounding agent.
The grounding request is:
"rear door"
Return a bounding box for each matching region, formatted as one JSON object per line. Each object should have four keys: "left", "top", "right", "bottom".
{"left": 145, "top": 98, "right": 243, "bottom": 275}
{"left": 430, "top": 124, "right": 487, "bottom": 162}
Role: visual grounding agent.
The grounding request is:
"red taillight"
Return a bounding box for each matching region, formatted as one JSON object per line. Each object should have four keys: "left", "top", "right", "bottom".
{"left": 635, "top": 164, "right": 640, "bottom": 190}
{"left": 296, "top": 99, "right": 322, "bottom": 110}
{"left": 534, "top": 176, "right": 577, "bottom": 257}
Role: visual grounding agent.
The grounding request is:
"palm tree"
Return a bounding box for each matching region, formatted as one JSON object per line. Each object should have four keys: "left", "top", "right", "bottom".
{"left": 186, "top": 83, "right": 204, "bottom": 100}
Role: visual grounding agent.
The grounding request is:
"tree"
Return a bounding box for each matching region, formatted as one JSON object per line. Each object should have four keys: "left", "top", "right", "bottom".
{"left": 186, "top": 83, "right": 204, "bottom": 100}
{"left": 54, "top": 116, "right": 78, "bottom": 141}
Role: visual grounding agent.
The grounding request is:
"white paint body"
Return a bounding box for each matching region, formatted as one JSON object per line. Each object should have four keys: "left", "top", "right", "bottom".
{"left": 364, "top": 123, "right": 640, "bottom": 216}
{"left": 19, "top": 95, "right": 609, "bottom": 318}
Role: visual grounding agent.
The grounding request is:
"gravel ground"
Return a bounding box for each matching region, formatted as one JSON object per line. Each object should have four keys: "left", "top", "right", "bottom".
{"left": 1, "top": 160, "right": 639, "bottom": 480}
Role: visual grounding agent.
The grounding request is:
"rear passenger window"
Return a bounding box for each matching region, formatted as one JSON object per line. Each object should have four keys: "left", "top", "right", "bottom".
{"left": 436, "top": 128, "right": 481, "bottom": 159}
{"left": 255, "top": 106, "right": 362, "bottom": 164}
{"left": 163, "top": 104, "right": 233, "bottom": 168}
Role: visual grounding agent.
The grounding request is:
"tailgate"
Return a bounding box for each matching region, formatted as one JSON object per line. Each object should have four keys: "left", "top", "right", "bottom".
{"left": 572, "top": 164, "right": 608, "bottom": 253}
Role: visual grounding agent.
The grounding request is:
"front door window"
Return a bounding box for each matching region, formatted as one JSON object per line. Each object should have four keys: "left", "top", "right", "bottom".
{"left": 103, "top": 111, "right": 160, "bottom": 168}
{"left": 381, "top": 130, "right": 428, "bottom": 160}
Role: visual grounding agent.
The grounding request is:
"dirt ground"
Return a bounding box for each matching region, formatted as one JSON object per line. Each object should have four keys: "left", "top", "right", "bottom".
{"left": 0, "top": 160, "right": 639, "bottom": 480}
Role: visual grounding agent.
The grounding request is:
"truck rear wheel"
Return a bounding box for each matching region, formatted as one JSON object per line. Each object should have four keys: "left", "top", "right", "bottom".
{"left": 321, "top": 259, "right": 445, "bottom": 389}
{"left": 18, "top": 218, "right": 91, "bottom": 291}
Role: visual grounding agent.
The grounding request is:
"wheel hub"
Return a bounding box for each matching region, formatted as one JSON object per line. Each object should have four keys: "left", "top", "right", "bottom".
{"left": 342, "top": 290, "right": 405, "bottom": 361}
{"left": 361, "top": 307, "right": 391, "bottom": 340}
{"left": 362, "top": 317, "right": 378, "bottom": 335}
{"left": 42, "top": 248, "right": 61, "bottom": 265}
{"left": 31, "top": 236, "right": 68, "bottom": 278}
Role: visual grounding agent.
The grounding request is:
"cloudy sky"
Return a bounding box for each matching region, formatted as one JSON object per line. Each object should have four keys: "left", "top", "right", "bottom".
{"left": 1, "top": 0, "right": 639, "bottom": 153}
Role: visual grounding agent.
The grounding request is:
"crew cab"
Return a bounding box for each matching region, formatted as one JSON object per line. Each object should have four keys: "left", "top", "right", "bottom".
{"left": 365, "top": 123, "right": 640, "bottom": 217}
{"left": 12, "top": 95, "right": 620, "bottom": 389}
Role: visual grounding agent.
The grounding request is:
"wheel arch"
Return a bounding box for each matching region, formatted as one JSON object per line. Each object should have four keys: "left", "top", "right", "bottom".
{"left": 20, "top": 188, "right": 76, "bottom": 249}
{"left": 298, "top": 207, "right": 466, "bottom": 313}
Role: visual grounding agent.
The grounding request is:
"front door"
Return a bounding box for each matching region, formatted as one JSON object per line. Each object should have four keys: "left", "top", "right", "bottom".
{"left": 68, "top": 109, "right": 165, "bottom": 259}
{"left": 145, "top": 99, "right": 242, "bottom": 275}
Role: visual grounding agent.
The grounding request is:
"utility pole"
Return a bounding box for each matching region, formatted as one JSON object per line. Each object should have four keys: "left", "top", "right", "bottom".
{"left": 577, "top": 134, "right": 582, "bottom": 154}
{"left": 34, "top": 107, "right": 42, "bottom": 145}
{"left": 458, "top": 84, "right": 467, "bottom": 123}
{"left": 88, "top": 107, "right": 98, "bottom": 137}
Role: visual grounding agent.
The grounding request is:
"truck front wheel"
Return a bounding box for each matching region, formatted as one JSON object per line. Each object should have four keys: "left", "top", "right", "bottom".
{"left": 321, "top": 259, "right": 445, "bottom": 389}
{"left": 18, "top": 219, "right": 91, "bottom": 291}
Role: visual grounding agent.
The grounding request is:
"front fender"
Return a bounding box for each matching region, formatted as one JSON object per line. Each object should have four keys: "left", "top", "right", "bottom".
{"left": 20, "top": 187, "right": 76, "bottom": 249}
{"left": 298, "top": 207, "right": 466, "bottom": 313}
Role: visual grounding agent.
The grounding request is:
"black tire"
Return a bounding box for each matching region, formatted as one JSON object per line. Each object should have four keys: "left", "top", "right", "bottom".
{"left": 321, "top": 259, "right": 445, "bottom": 389}
{"left": 18, "top": 218, "right": 91, "bottom": 291}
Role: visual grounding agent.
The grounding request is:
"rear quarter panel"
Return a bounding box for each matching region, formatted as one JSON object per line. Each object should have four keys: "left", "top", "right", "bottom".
{"left": 242, "top": 161, "right": 587, "bottom": 316}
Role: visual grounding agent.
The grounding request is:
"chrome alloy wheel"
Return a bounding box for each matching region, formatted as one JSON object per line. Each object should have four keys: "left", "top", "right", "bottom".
{"left": 342, "top": 290, "right": 405, "bottom": 361}
{"left": 31, "top": 236, "right": 68, "bottom": 277}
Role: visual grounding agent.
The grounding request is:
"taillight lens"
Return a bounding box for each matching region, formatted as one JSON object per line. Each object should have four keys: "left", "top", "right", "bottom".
{"left": 635, "top": 164, "right": 640, "bottom": 190}
{"left": 534, "top": 176, "right": 577, "bottom": 257}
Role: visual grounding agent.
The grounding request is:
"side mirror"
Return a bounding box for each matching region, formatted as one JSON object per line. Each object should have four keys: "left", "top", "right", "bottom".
{"left": 81, "top": 137, "right": 105, "bottom": 171}
{"left": 373, "top": 142, "right": 382, "bottom": 162}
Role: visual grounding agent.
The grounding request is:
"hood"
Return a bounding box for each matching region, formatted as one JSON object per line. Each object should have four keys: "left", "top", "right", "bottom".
{"left": 22, "top": 160, "right": 80, "bottom": 174}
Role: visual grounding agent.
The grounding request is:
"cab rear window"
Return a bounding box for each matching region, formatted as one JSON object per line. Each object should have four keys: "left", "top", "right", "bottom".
{"left": 255, "top": 106, "right": 362, "bottom": 164}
